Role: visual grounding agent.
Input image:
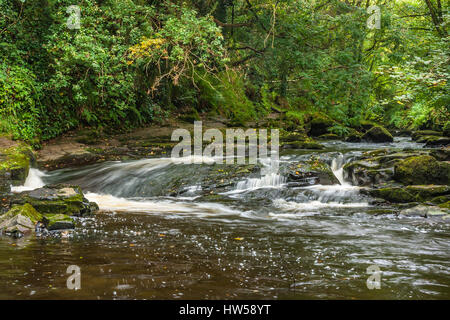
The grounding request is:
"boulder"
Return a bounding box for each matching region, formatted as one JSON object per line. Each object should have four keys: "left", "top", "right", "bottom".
{"left": 284, "top": 158, "right": 339, "bottom": 186}
{"left": 424, "top": 136, "right": 450, "bottom": 147}
{"left": 345, "top": 132, "right": 362, "bottom": 142}
{"left": 394, "top": 155, "right": 450, "bottom": 185}
{"left": 362, "top": 187, "right": 417, "bottom": 203}
{"left": 0, "top": 204, "right": 43, "bottom": 237}
{"left": 411, "top": 130, "right": 442, "bottom": 141}
{"left": 400, "top": 205, "right": 449, "bottom": 218}
{"left": 0, "top": 145, "right": 34, "bottom": 186}
{"left": 362, "top": 126, "right": 393, "bottom": 143}
{"left": 43, "top": 214, "right": 75, "bottom": 231}
{"left": 309, "top": 114, "right": 335, "bottom": 137}
{"left": 11, "top": 184, "right": 98, "bottom": 217}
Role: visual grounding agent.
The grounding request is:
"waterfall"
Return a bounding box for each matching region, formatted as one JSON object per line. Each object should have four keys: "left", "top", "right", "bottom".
{"left": 235, "top": 173, "right": 286, "bottom": 190}
{"left": 331, "top": 154, "right": 350, "bottom": 186}
{"left": 11, "top": 168, "right": 46, "bottom": 192}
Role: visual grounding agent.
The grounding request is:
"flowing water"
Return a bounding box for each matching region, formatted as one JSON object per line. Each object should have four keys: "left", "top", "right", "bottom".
{"left": 0, "top": 137, "right": 449, "bottom": 299}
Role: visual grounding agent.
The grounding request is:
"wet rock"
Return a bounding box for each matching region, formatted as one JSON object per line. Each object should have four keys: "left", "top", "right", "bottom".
{"left": 343, "top": 160, "right": 393, "bottom": 186}
{"left": 37, "top": 150, "right": 102, "bottom": 171}
{"left": 394, "top": 155, "right": 450, "bottom": 185}
{"left": 400, "top": 205, "right": 449, "bottom": 219}
{"left": 317, "top": 133, "right": 340, "bottom": 140}
{"left": 423, "top": 136, "right": 450, "bottom": 147}
{"left": 362, "top": 184, "right": 449, "bottom": 204}
{"left": 362, "top": 187, "right": 417, "bottom": 203}
{"left": 430, "top": 147, "right": 450, "bottom": 161}
{"left": 404, "top": 185, "right": 450, "bottom": 200}
{"left": 11, "top": 184, "right": 98, "bottom": 217}
{"left": 366, "top": 208, "right": 397, "bottom": 215}
{"left": 362, "top": 126, "right": 393, "bottom": 143}
{"left": 0, "top": 145, "right": 34, "bottom": 186}
{"left": 281, "top": 140, "right": 324, "bottom": 150}
{"left": 284, "top": 158, "right": 339, "bottom": 185}
{"left": 43, "top": 214, "right": 75, "bottom": 231}
{"left": 411, "top": 130, "right": 442, "bottom": 141}
{"left": 0, "top": 204, "right": 43, "bottom": 237}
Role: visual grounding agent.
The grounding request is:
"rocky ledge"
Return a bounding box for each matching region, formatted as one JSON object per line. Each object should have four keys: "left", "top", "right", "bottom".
{"left": 0, "top": 184, "right": 98, "bottom": 238}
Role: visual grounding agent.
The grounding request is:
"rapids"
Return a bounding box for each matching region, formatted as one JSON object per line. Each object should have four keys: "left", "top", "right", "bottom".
{"left": 0, "top": 137, "right": 449, "bottom": 299}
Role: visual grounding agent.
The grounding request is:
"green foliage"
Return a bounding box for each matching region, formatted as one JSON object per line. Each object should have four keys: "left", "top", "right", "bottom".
{"left": 0, "top": 0, "right": 447, "bottom": 143}
{"left": 0, "top": 63, "right": 42, "bottom": 142}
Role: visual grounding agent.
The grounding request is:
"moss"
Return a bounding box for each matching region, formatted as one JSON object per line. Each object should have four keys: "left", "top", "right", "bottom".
{"left": 308, "top": 113, "right": 335, "bottom": 136}
{"left": 318, "top": 133, "right": 340, "bottom": 140}
{"left": 0, "top": 145, "right": 33, "bottom": 185}
{"left": 282, "top": 140, "right": 324, "bottom": 150}
{"left": 405, "top": 185, "right": 450, "bottom": 200}
{"left": 43, "top": 214, "right": 75, "bottom": 231}
{"left": 2, "top": 203, "right": 43, "bottom": 224}
{"left": 362, "top": 125, "right": 393, "bottom": 143}
{"left": 368, "top": 187, "right": 417, "bottom": 203}
{"left": 345, "top": 131, "right": 362, "bottom": 142}
{"left": 394, "top": 155, "right": 450, "bottom": 185}
{"left": 438, "top": 201, "right": 450, "bottom": 209}
{"left": 431, "top": 195, "right": 450, "bottom": 205}
{"left": 359, "top": 120, "right": 379, "bottom": 132}
{"left": 367, "top": 209, "right": 396, "bottom": 215}
{"left": 411, "top": 130, "right": 442, "bottom": 140}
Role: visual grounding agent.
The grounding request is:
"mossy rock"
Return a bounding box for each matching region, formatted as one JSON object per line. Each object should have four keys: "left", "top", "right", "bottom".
{"left": 411, "top": 130, "right": 442, "bottom": 141}
{"left": 281, "top": 140, "right": 324, "bottom": 150}
{"left": 424, "top": 136, "right": 450, "bottom": 147}
{"left": 0, "top": 145, "right": 33, "bottom": 186}
{"left": 308, "top": 113, "right": 335, "bottom": 137}
{"left": 318, "top": 133, "right": 340, "bottom": 140}
{"left": 430, "top": 147, "right": 450, "bottom": 161}
{"left": 345, "top": 132, "right": 362, "bottom": 142}
{"left": 394, "top": 155, "right": 450, "bottom": 185}
{"left": 11, "top": 184, "right": 98, "bottom": 217}
{"left": 279, "top": 132, "right": 308, "bottom": 143}
{"left": 400, "top": 205, "right": 449, "bottom": 218}
{"left": 363, "top": 187, "right": 416, "bottom": 203}
{"left": 359, "top": 120, "right": 379, "bottom": 132}
{"left": 366, "top": 208, "right": 397, "bottom": 215}
{"left": 43, "top": 214, "right": 75, "bottom": 231}
{"left": 362, "top": 126, "right": 393, "bottom": 143}
{"left": 285, "top": 158, "right": 339, "bottom": 185}
{"left": 438, "top": 201, "right": 450, "bottom": 209}
{"left": 0, "top": 204, "right": 43, "bottom": 235}
{"left": 404, "top": 185, "right": 450, "bottom": 200}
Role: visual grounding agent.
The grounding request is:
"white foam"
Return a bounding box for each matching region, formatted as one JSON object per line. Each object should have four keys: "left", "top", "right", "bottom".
{"left": 11, "top": 168, "right": 46, "bottom": 192}
{"left": 85, "top": 192, "right": 242, "bottom": 216}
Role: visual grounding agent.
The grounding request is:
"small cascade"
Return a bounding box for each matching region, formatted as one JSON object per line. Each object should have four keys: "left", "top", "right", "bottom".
{"left": 235, "top": 173, "right": 286, "bottom": 190}
{"left": 331, "top": 153, "right": 350, "bottom": 186}
{"left": 11, "top": 168, "right": 46, "bottom": 192}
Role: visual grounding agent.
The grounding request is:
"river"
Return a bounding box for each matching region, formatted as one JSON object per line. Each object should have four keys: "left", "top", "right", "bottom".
{"left": 0, "top": 137, "right": 449, "bottom": 299}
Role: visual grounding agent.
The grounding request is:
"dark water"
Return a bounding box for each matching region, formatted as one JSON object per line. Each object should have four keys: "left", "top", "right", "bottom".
{"left": 1, "top": 138, "right": 449, "bottom": 299}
